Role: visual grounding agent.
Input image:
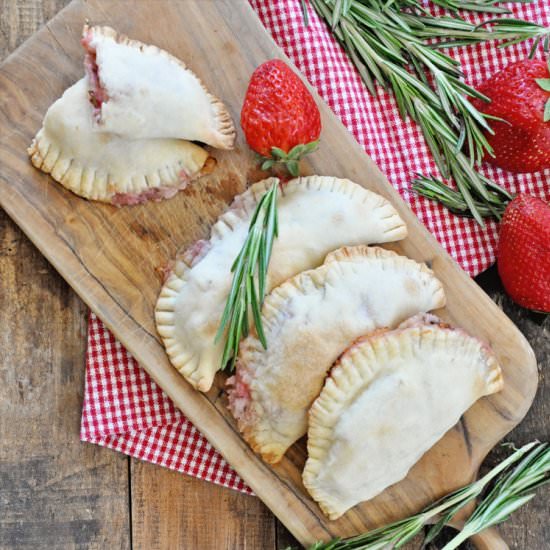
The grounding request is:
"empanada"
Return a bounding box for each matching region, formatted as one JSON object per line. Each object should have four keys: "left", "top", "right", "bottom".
{"left": 227, "top": 246, "right": 445, "bottom": 464}
{"left": 28, "top": 79, "right": 211, "bottom": 205}
{"left": 82, "top": 24, "right": 235, "bottom": 149}
{"left": 303, "top": 315, "right": 503, "bottom": 519}
{"left": 155, "top": 176, "right": 407, "bottom": 391}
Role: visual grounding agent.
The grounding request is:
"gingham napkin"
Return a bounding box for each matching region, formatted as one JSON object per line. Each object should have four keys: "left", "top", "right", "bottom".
{"left": 80, "top": 0, "right": 550, "bottom": 492}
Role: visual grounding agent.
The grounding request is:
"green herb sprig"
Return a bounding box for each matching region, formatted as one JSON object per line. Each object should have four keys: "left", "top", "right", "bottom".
{"left": 215, "top": 181, "right": 279, "bottom": 370}
{"left": 303, "top": 0, "right": 550, "bottom": 223}
{"left": 295, "top": 441, "right": 549, "bottom": 550}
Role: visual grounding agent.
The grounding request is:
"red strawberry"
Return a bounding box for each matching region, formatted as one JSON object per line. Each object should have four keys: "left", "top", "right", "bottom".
{"left": 497, "top": 194, "right": 550, "bottom": 312}
{"left": 241, "top": 59, "right": 321, "bottom": 176}
{"left": 471, "top": 59, "right": 550, "bottom": 173}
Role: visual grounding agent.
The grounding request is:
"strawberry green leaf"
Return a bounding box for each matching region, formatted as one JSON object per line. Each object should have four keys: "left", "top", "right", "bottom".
{"left": 271, "top": 147, "right": 287, "bottom": 160}
{"left": 544, "top": 98, "right": 550, "bottom": 123}
{"left": 261, "top": 159, "right": 275, "bottom": 171}
{"left": 303, "top": 140, "right": 320, "bottom": 154}
{"left": 287, "top": 144, "right": 306, "bottom": 160}
{"left": 535, "top": 78, "right": 550, "bottom": 92}
{"left": 287, "top": 160, "right": 300, "bottom": 177}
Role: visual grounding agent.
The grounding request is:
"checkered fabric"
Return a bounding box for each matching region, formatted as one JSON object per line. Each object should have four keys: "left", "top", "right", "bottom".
{"left": 81, "top": 0, "right": 550, "bottom": 492}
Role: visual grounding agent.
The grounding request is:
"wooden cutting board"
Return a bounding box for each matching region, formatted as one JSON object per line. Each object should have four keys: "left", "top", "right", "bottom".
{"left": 0, "top": 0, "right": 538, "bottom": 545}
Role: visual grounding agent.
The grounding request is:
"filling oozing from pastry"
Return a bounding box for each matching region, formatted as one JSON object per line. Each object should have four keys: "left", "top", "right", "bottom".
{"left": 226, "top": 370, "right": 253, "bottom": 421}
{"left": 82, "top": 30, "right": 108, "bottom": 119}
{"left": 111, "top": 180, "right": 187, "bottom": 207}
{"left": 110, "top": 156, "right": 215, "bottom": 206}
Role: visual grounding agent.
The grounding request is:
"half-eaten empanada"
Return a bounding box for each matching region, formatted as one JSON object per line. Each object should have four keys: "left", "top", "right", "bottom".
{"left": 303, "top": 314, "right": 503, "bottom": 519}
{"left": 227, "top": 246, "right": 445, "bottom": 464}
{"left": 82, "top": 24, "right": 235, "bottom": 149}
{"left": 155, "top": 176, "right": 407, "bottom": 391}
{"left": 28, "top": 79, "right": 211, "bottom": 205}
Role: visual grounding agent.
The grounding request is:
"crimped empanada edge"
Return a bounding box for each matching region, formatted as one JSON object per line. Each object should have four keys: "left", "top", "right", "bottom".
{"left": 28, "top": 127, "right": 210, "bottom": 203}
{"left": 302, "top": 324, "right": 504, "bottom": 520}
{"left": 236, "top": 245, "right": 445, "bottom": 464}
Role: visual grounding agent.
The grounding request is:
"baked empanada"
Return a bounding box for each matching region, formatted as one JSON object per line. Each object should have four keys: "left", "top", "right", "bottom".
{"left": 303, "top": 315, "right": 503, "bottom": 519}
{"left": 82, "top": 25, "right": 235, "bottom": 149}
{"left": 28, "top": 79, "right": 211, "bottom": 205}
{"left": 227, "top": 246, "right": 445, "bottom": 464}
{"left": 155, "top": 176, "right": 407, "bottom": 391}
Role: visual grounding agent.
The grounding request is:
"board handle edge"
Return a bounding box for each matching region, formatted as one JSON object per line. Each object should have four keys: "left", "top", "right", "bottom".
{"left": 469, "top": 527, "right": 509, "bottom": 550}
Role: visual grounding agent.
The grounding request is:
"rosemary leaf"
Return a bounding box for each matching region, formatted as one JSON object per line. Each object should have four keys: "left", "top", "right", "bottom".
{"left": 302, "top": 0, "right": 310, "bottom": 27}
{"left": 297, "top": 442, "right": 548, "bottom": 550}
{"left": 307, "top": 0, "right": 550, "bottom": 221}
{"left": 215, "top": 181, "right": 279, "bottom": 370}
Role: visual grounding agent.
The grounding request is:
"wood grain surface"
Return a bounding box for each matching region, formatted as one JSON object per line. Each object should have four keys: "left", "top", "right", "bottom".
{"left": 0, "top": 1, "right": 548, "bottom": 549}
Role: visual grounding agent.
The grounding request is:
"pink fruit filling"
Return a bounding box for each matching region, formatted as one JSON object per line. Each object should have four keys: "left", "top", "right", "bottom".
{"left": 226, "top": 368, "right": 254, "bottom": 424}
{"left": 82, "top": 31, "right": 109, "bottom": 120}
{"left": 181, "top": 239, "right": 212, "bottom": 267}
{"left": 111, "top": 178, "right": 189, "bottom": 207}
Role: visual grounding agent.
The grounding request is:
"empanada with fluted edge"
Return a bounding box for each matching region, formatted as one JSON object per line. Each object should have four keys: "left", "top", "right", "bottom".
{"left": 82, "top": 24, "right": 235, "bottom": 149}
{"left": 28, "top": 78, "right": 211, "bottom": 205}
{"left": 227, "top": 246, "right": 445, "bottom": 464}
{"left": 155, "top": 176, "right": 407, "bottom": 391}
{"left": 303, "top": 314, "right": 503, "bottom": 520}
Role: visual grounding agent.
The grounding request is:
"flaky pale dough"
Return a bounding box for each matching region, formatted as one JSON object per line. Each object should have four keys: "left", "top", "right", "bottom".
{"left": 155, "top": 176, "right": 407, "bottom": 391}
{"left": 303, "top": 317, "right": 503, "bottom": 519}
{"left": 228, "top": 246, "right": 445, "bottom": 464}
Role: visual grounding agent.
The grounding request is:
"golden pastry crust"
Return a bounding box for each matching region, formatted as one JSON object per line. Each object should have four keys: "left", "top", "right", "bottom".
{"left": 155, "top": 176, "right": 408, "bottom": 392}
{"left": 228, "top": 246, "right": 445, "bottom": 464}
{"left": 83, "top": 24, "right": 235, "bottom": 150}
{"left": 303, "top": 319, "right": 503, "bottom": 519}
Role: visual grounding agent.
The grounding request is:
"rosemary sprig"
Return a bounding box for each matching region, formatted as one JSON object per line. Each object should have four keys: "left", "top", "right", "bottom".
{"left": 305, "top": 0, "right": 550, "bottom": 222}
{"left": 442, "top": 442, "right": 550, "bottom": 549}
{"left": 215, "top": 181, "right": 279, "bottom": 370}
{"left": 412, "top": 174, "right": 509, "bottom": 217}
{"left": 297, "top": 441, "right": 550, "bottom": 550}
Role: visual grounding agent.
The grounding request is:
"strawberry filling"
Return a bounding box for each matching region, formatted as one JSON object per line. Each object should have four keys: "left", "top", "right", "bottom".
{"left": 112, "top": 185, "right": 181, "bottom": 207}
{"left": 82, "top": 31, "right": 108, "bottom": 120}
{"left": 226, "top": 369, "right": 254, "bottom": 424}
{"left": 111, "top": 173, "right": 190, "bottom": 207}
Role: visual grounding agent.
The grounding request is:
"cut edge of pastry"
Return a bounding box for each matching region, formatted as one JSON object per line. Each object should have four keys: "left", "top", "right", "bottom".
{"left": 27, "top": 127, "right": 214, "bottom": 205}
{"left": 156, "top": 176, "right": 406, "bottom": 392}
{"left": 302, "top": 319, "right": 504, "bottom": 519}
{"left": 82, "top": 23, "right": 236, "bottom": 150}
{"left": 232, "top": 245, "right": 446, "bottom": 463}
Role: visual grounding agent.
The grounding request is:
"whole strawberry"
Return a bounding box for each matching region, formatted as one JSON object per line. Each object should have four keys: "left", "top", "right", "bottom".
{"left": 471, "top": 59, "right": 550, "bottom": 173}
{"left": 241, "top": 59, "right": 321, "bottom": 176}
{"left": 497, "top": 194, "right": 550, "bottom": 312}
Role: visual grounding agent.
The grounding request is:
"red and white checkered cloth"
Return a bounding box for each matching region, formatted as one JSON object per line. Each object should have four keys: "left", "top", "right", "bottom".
{"left": 81, "top": 0, "right": 550, "bottom": 493}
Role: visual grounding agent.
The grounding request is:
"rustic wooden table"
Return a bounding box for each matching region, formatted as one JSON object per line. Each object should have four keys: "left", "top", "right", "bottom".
{"left": 0, "top": 1, "right": 548, "bottom": 549}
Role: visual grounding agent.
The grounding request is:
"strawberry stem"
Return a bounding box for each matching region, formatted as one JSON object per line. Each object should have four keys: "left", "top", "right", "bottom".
{"left": 260, "top": 141, "right": 319, "bottom": 177}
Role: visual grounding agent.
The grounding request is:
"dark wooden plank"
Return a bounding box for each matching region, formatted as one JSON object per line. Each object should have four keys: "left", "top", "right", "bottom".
{"left": 0, "top": 3, "right": 130, "bottom": 549}
{"left": 472, "top": 267, "right": 550, "bottom": 549}
{"left": 0, "top": 210, "right": 131, "bottom": 549}
{"left": 130, "top": 459, "right": 277, "bottom": 550}
{"left": 0, "top": 0, "right": 69, "bottom": 53}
